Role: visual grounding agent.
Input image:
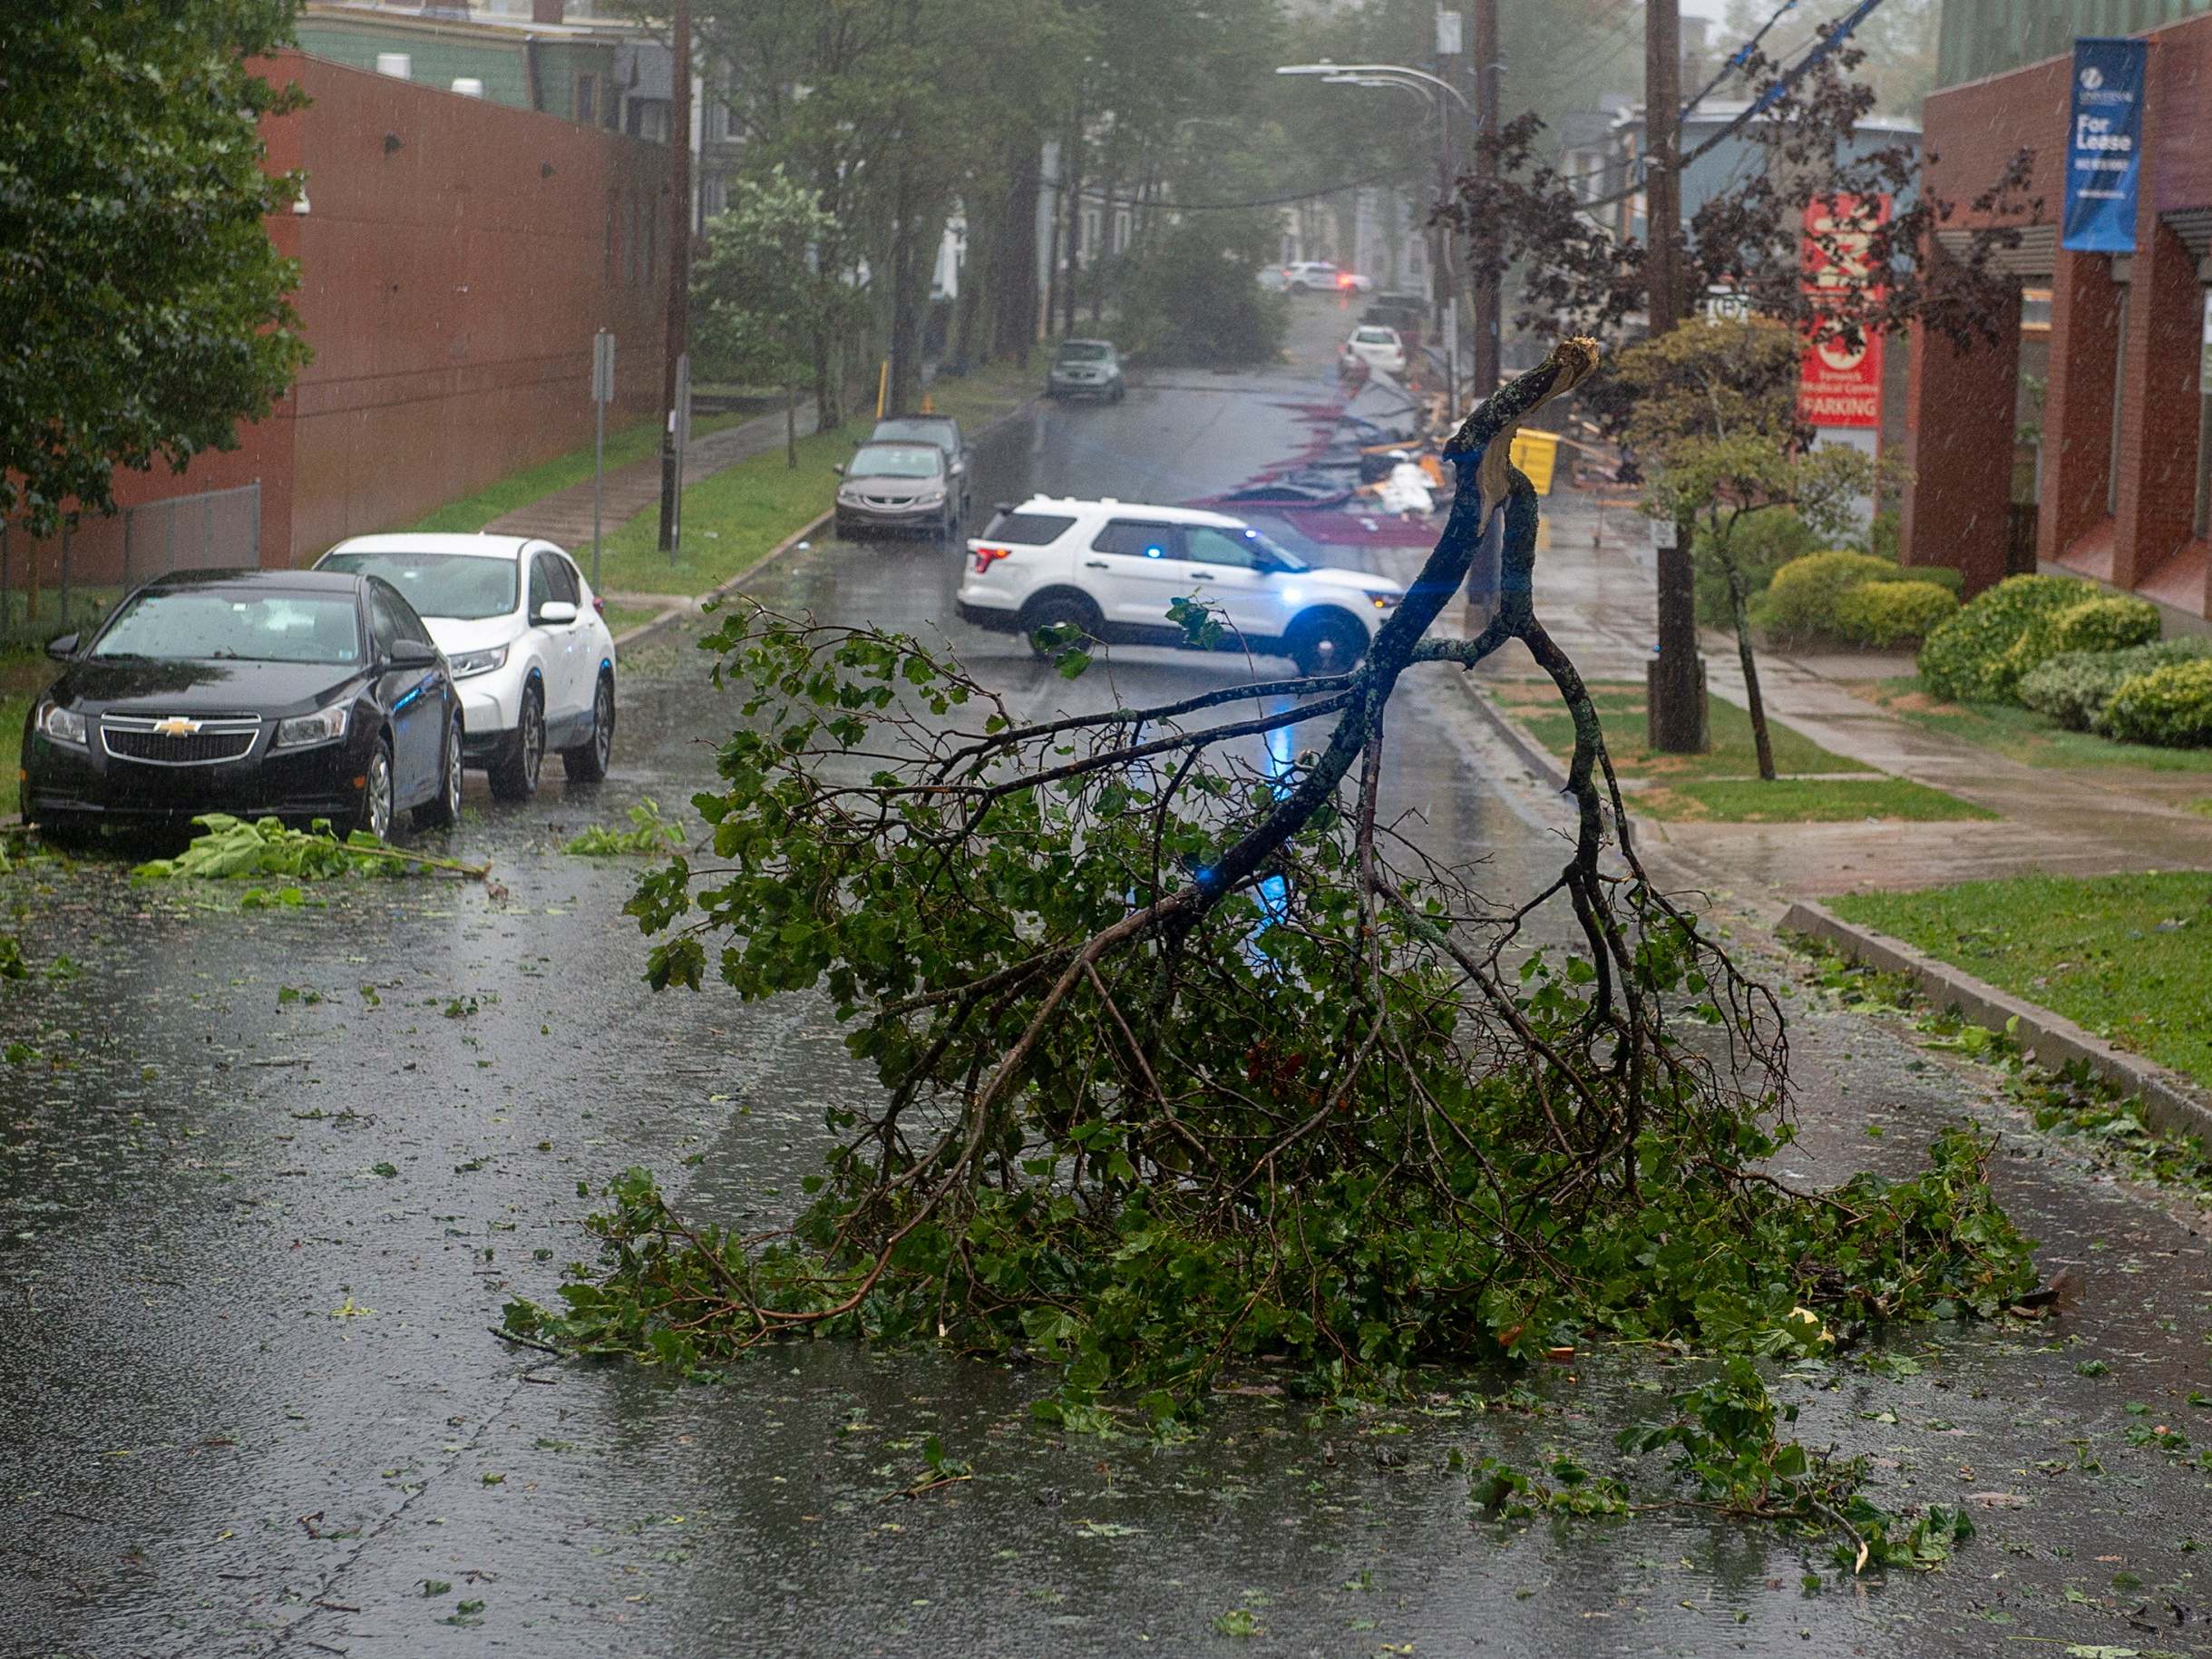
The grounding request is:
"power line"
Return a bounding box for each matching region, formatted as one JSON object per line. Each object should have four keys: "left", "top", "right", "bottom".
{"left": 1566, "top": 0, "right": 1891, "bottom": 215}
{"left": 1167, "top": 166, "right": 1425, "bottom": 212}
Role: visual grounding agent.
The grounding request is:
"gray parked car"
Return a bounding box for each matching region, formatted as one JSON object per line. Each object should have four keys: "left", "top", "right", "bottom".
{"left": 1046, "top": 339, "right": 1126, "bottom": 402}
{"left": 867, "top": 413, "right": 971, "bottom": 519}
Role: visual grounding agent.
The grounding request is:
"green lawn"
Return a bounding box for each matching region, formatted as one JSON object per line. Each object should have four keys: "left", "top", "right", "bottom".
{"left": 602, "top": 602, "right": 667, "bottom": 639}
{"left": 1831, "top": 872, "right": 2212, "bottom": 1088}
{"left": 1489, "top": 679, "right": 1991, "bottom": 823}
{"left": 0, "top": 651, "right": 62, "bottom": 816}
{"left": 404, "top": 411, "right": 748, "bottom": 535}
{"left": 1857, "top": 676, "right": 2212, "bottom": 775}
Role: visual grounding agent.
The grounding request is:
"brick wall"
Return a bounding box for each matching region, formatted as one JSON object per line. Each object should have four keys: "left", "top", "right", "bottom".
{"left": 5, "top": 51, "right": 669, "bottom": 591}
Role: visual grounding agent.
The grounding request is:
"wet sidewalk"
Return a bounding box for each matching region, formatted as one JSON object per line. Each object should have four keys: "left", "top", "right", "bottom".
{"left": 483, "top": 396, "right": 820, "bottom": 546}
{"left": 1389, "top": 483, "right": 2212, "bottom": 906}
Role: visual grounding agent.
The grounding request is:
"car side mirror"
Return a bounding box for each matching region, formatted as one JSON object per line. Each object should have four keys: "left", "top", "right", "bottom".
{"left": 45, "top": 632, "right": 78, "bottom": 661}
{"left": 537, "top": 600, "right": 579, "bottom": 626}
{"left": 387, "top": 639, "right": 441, "bottom": 669}
{"left": 833, "top": 464, "right": 846, "bottom": 476}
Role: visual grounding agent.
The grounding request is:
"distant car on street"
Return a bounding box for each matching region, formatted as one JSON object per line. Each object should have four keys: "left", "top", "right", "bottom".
{"left": 317, "top": 534, "right": 616, "bottom": 802}
{"left": 866, "top": 413, "right": 972, "bottom": 520}
{"left": 834, "top": 441, "right": 960, "bottom": 540}
{"left": 955, "top": 496, "right": 1404, "bottom": 676}
{"left": 24, "top": 569, "right": 463, "bottom": 843}
{"left": 1281, "top": 260, "right": 1372, "bottom": 295}
{"left": 1255, "top": 266, "right": 1290, "bottom": 292}
{"left": 1046, "top": 339, "right": 1126, "bottom": 402}
{"left": 1342, "top": 325, "right": 1408, "bottom": 376}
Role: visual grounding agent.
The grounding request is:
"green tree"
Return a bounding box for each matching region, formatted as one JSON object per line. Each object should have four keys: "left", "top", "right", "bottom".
{"left": 0, "top": 0, "right": 308, "bottom": 536}
{"left": 693, "top": 170, "right": 855, "bottom": 467}
{"left": 1616, "top": 318, "right": 1884, "bottom": 782}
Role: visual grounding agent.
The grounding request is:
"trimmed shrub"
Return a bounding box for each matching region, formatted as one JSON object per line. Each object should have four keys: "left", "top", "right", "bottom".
{"left": 1832, "top": 580, "right": 1960, "bottom": 649}
{"left": 1759, "top": 551, "right": 1898, "bottom": 639}
{"left": 2098, "top": 657, "right": 2212, "bottom": 747}
{"left": 1697, "top": 512, "right": 1819, "bottom": 629}
{"left": 1916, "top": 573, "right": 2097, "bottom": 703}
{"left": 2047, "top": 595, "right": 2162, "bottom": 656}
{"left": 2016, "top": 637, "right": 2212, "bottom": 730}
{"left": 1900, "top": 563, "right": 1967, "bottom": 596}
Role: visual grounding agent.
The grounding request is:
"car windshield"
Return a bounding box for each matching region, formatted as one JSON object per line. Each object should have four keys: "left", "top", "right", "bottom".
{"left": 852, "top": 444, "right": 944, "bottom": 479}
{"left": 318, "top": 551, "right": 519, "bottom": 620}
{"left": 1239, "top": 525, "right": 1309, "bottom": 572}
{"left": 1058, "top": 343, "right": 1112, "bottom": 362}
{"left": 91, "top": 590, "right": 363, "bottom": 665}
{"left": 873, "top": 418, "right": 956, "bottom": 448}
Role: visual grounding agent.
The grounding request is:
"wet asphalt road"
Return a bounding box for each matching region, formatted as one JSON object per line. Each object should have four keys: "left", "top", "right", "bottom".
{"left": 6, "top": 306, "right": 2212, "bottom": 1658}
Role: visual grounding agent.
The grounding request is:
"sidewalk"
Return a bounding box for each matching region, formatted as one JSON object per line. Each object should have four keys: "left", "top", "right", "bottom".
{"left": 1398, "top": 483, "right": 2212, "bottom": 904}
{"left": 484, "top": 397, "right": 820, "bottom": 547}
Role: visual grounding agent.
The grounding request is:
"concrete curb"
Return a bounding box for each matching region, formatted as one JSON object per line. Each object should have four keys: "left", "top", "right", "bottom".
{"left": 608, "top": 392, "right": 1044, "bottom": 655}
{"left": 1779, "top": 897, "right": 2212, "bottom": 1147}
{"left": 609, "top": 509, "right": 833, "bottom": 653}
{"left": 1453, "top": 676, "right": 1571, "bottom": 790}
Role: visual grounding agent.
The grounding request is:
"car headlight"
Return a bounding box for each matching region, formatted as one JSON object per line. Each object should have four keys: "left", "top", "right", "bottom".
{"left": 837, "top": 484, "right": 863, "bottom": 503}
{"left": 914, "top": 489, "right": 945, "bottom": 506}
{"left": 1366, "top": 590, "right": 1402, "bottom": 610}
{"left": 34, "top": 699, "right": 87, "bottom": 747}
{"left": 447, "top": 644, "right": 508, "bottom": 679}
{"left": 274, "top": 702, "right": 349, "bottom": 749}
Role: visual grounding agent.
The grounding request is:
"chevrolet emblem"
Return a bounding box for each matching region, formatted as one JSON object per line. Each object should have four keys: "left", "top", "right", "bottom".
{"left": 151, "top": 717, "right": 203, "bottom": 737}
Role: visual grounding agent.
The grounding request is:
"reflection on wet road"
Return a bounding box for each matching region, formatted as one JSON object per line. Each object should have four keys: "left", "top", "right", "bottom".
{"left": 6, "top": 306, "right": 2207, "bottom": 1658}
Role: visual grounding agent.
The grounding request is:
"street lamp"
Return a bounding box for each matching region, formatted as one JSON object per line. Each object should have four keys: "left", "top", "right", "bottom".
{"left": 1275, "top": 61, "right": 1471, "bottom": 116}
{"left": 1280, "top": 62, "right": 1463, "bottom": 409}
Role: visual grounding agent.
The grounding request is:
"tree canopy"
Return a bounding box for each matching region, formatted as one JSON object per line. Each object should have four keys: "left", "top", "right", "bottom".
{"left": 0, "top": 0, "right": 308, "bottom": 536}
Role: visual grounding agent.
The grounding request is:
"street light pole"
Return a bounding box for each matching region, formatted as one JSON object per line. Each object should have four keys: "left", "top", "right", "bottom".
{"left": 1280, "top": 63, "right": 1467, "bottom": 410}
{"left": 656, "top": 0, "right": 694, "bottom": 557}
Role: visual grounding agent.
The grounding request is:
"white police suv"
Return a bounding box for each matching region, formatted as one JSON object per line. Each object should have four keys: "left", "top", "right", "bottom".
{"left": 956, "top": 498, "right": 1404, "bottom": 675}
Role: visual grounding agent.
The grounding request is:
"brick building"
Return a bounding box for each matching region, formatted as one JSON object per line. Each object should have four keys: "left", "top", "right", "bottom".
{"left": 5, "top": 50, "right": 668, "bottom": 600}
{"left": 1904, "top": 12, "right": 2212, "bottom": 621}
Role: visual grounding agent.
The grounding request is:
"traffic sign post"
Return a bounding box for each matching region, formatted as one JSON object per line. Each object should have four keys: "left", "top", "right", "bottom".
{"left": 590, "top": 330, "right": 615, "bottom": 590}
{"left": 668, "top": 352, "right": 690, "bottom": 566}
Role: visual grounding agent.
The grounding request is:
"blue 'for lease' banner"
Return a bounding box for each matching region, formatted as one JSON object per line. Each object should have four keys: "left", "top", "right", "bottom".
{"left": 2063, "top": 36, "right": 2148, "bottom": 253}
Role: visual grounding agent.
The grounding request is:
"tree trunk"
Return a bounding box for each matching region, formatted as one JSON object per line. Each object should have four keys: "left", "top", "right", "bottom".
{"left": 1090, "top": 164, "right": 1116, "bottom": 326}
{"left": 1040, "top": 154, "right": 1062, "bottom": 356}
{"left": 1059, "top": 115, "right": 1084, "bottom": 339}
{"left": 1724, "top": 553, "right": 1777, "bottom": 783}
{"left": 784, "top": 380, "right": 797, "bottom": 468}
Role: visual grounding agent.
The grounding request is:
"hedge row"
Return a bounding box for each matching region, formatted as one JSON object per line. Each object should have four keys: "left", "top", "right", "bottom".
{"left": 1759, "top": 551, "right": 1962, "bottom": 648}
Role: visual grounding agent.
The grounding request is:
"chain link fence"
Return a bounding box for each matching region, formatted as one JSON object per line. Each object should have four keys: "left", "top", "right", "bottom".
{"left": 0, "top": 483, "right": 261, "bottom": 649}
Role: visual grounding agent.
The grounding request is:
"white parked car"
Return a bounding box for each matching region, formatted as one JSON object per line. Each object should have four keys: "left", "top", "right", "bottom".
{"left": 955, "top": 497, "right": 1405, "bottom": 676}
{"left": 317, "top": 533, "right": 616, "bottom": 801}
{"left": 1281, "top": 260, "right": 1341, "bottom": 294}
{"left": 1343, "top": 325, "right": 1408, "bottom": 375}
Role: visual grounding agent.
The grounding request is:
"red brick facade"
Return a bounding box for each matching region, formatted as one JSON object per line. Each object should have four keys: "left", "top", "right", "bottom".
{"left": 1907, "top": 14, "right": 2212, "bottom": 619}
{"left": 7, "top": 51, "right": 669, "bottom": 590}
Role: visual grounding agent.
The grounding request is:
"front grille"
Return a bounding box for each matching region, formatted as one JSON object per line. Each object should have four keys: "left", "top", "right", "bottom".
{"left": 862, "top": 496, "right": 917, "bottom": 509}
{"left": 102, "top": 715, "right": 261, "bottom": 766}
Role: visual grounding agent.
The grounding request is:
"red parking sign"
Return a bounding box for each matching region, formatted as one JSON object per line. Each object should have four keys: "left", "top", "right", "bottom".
{"left": 1798, "top": 194, "right": 1889, "bottom": 429}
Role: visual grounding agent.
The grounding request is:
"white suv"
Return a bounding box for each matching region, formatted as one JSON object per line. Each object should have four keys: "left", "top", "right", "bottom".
{"left": 956, "top": 498, "right": 1405, "bottom": 675}
{"left": 317, "top": 533, "right": 616, "bottom": 801}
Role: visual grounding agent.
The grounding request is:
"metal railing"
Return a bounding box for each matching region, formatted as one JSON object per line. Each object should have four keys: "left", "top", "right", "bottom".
{"left": 0, "top": 482, "right": 261, "bottom": 645}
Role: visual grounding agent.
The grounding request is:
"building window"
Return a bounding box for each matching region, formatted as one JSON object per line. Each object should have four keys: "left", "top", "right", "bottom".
{"left": 1081, "top": 206, "right": 1101, "bottom": 260}
{"left": 2019, "top": 287, "right": 2052, "bottom": 333}
{"left": 575, "top": 72, "right": 598, "bottom": 125}
{"left": 2195, "top": 290, "right": 2212, "bottom": 539}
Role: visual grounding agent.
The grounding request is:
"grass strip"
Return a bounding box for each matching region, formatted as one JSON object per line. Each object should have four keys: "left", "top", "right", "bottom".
{"left": 1856, "top": 676, "right": 2212, "bottom": 775}
{"left": 1830, "top": 871, "right": 2212, "bottom": 1088}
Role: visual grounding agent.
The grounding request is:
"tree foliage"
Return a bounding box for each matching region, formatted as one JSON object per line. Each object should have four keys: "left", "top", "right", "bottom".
{"left": 1616, "top": 318, "right": 1883, "bottom": 779}
{"left": 510, "top": 346, "right": 2037, "bottom": 1565}
{"left": 1440, "top": 32, "right": 2035, "bottom": 399}
{"left": 0, "top": 0, "right": 309, "bottom": 535}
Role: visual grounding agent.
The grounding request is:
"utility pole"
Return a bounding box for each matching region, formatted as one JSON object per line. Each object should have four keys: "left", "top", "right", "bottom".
{"left": 656, "top": 0, "right": 694, "bottom": 555}
{"left": 1468, "top": 0, "right": 1500, "bottom": 404}
{"left": 1643, "top": 0, "right": 1707, "bottom": 753}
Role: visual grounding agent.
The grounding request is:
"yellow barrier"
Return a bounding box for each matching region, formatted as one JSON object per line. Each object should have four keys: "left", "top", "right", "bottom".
{"left": 1508, "top": 427, "right": 1561, "bottom": 495}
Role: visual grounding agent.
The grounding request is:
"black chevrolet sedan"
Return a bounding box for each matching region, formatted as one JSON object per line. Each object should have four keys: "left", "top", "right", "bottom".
{"left": 22, "top": 570, "right": 463, "bottom": 842}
